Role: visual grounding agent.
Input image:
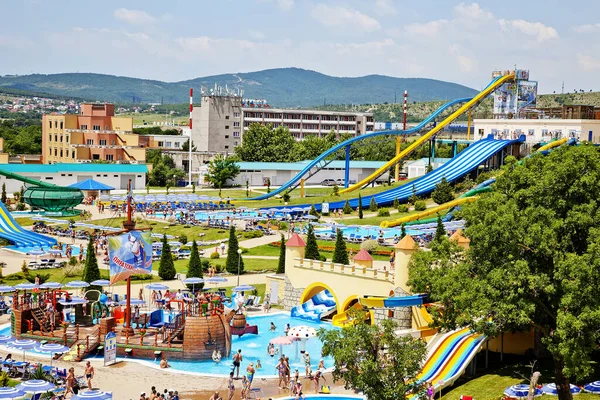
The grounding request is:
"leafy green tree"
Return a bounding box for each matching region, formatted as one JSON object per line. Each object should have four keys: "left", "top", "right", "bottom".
{"left": 82, "top": 236, "right": 101, "bottom": 292}
{"left": 158, "top": 234, "right": 176, "bottom": 280}
{"left": 409, "top": 184, "right": 418, "bottom": 204}
{"left": 1, "top": 183, "right": 6, "bottom": 205}
{"left": 206, "top": 154, "right": 240, "bottom": 189}
{"left": 186, "top": 241, "right": 204, "bottom": 291}
{"left": 332, "top": 184, "right": 340, "bottom": 197}
{"left": 181, "top": 138, "right": 196, "bottom": 152}
{"left": 400, "top": 223, "right": 407, "bottom": 239}
{"left": 426, "top": 164, "right": 433, "bottom": 173}
{"left": 408, "top": 145, "right": 600, "bottom": 400}
{"left": 282, "top": 191, "right": 290, "bottom": 203}
{"left": 434, "top": 215, "right": 446, "bottom": 243}
{"left": 318, "top": 316, "right": 427, "bottom": 400}
{"left": 332, "top": 229, "right": 349, "bottom": 265}
{"left": 393, "top": 198, "right": 399, "bottom": 208}
{"left": 225, "top": 225, "right": 244, "bottom": 274}
{"left": 431, "top": 176, "right": 454, "bottom": 205}
{"left": 342, "top": 200, "right": 352, "bottom": 214}
{"left": 358, "top": 193, "right": 363, "bottom": 219}
{"left": 16, "top": 186, "right": 26, "bottom": 211}
{"left": 235, "top": 124, "right": 297, "bottom": 162}
{"left": 369, "top": 197, "right": 378, "bottom": 212}
{"left": 305, "top": 224, "right": 320, "bottom": 260}
{"left": 309, "top": 204, "right": 319, "bottom": 218}
{"left": 277, "top": 234, "right": 286, "bottom": 274}
{"left": 266, "top": 178, "right": 271, "bottom": 193}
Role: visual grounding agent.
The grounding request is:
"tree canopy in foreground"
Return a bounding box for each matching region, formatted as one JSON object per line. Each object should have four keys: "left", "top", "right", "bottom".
{"left": 408, "top": 147, "right": 600, "bottom": 400}
{"left": 318, "top": 314, "right": 427, "bottom": 400}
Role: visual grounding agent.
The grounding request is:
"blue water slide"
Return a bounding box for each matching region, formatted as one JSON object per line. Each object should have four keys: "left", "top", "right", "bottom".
{"left": 291, "top": 289, "right": 336, "bottom": 322}
{"left": 247, "top": 97, "right": 472, "bottom": 200}
{"left": 0, "top": 202, "right": 55, "bottom": 247}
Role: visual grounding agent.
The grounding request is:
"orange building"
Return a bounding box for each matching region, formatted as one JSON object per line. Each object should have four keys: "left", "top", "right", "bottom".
{"left": 42, "top": 103, "right": 145, "bottom": 164}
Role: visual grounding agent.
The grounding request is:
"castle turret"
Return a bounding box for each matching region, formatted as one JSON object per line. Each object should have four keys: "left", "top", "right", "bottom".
{"left": 394, "top": 235, "right": 417, "bottom": 293}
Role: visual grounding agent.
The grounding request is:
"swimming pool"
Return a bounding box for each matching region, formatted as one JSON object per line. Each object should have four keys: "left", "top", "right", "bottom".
{"left": 6, "top": 243, "right": 83, "bottom": 256}
{"left": 152, "top": 210, "right": 285, "bottom": 221}
{"left": 278, "top": 396, "right": 364, "bottom": 400}
{"left": 316, "top": 225, "right": 422, "bottom": 239}
{"left": 165, "top": 313, "right": 336, "bottom": 377}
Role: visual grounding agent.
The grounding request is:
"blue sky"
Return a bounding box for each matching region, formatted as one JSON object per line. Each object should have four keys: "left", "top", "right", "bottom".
{"left": 1, "top": 0, "right": 600, "bottom": 93}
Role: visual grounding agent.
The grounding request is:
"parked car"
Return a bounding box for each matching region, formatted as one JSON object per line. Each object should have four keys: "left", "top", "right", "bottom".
{"left": 321, "top": 179, "right": 336, "bottom": 186}
{"left": 335, "top": 179, "right": 357, "bottom": 185}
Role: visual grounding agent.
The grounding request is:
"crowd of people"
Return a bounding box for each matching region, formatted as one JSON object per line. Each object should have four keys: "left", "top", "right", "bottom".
{"left": 139, "top": 386, "right": 180, "bottom": 400}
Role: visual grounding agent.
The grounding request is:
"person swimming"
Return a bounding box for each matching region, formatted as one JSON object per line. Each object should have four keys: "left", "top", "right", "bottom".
{"left": 212, "top": 349, "right": 222, "bottom": 363}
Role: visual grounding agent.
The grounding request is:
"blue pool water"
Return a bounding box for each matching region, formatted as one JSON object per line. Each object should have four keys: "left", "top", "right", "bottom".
{"left": 167, "top": 313, "right": 336, "bottom": 376}
{"left": 152, "top": 210, "right": 284, "bottom": 221}
{"left": 6, "top": 243, "right": 83, "bottom": 256}
{"left": 317, "top": 225, "right": 422, "bottom": 239}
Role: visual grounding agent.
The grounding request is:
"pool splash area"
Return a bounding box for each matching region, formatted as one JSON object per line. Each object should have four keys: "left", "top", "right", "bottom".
{"left": 164, "top": 313, "right": 336, "bottom": 377}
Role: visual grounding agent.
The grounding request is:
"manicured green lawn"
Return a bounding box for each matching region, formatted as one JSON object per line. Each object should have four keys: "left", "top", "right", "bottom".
{"left": 154, "top": 256, "right": 278, "bottom": 274}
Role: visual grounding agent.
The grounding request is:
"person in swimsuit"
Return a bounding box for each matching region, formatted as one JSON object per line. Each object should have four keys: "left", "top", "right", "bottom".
{"left": 232, "top": 349, "right": 243, "bottom": 379}
{"left": 209, "top": 391, "right": 222, "bottom": 400}
{"left": 227, "top": 372, "right": 235, "bottom": 400}
{"left": 85, "top": 361, "right": 94, "bottom": 390}
{"left": 246, "top": 362, "right": 255, "bottom": 390}
{"left": 240, "top": 376, "right": 249, "bottom": 399}
{"left": 293, "top": 380, "right": 304, "bottom": 400}
{"left": 276, "top": 357, "right": 286, "bottom": 389}
{"left": 304, "top": 352, "right": 311, "bottom": 377}
{"left": 65, "top": 367, "right": 75, "bottom": 397}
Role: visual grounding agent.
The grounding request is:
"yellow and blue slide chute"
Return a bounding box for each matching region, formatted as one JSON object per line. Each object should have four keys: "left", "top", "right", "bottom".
{"left": 358, "top": 294, "right": 428, "bottom": 308}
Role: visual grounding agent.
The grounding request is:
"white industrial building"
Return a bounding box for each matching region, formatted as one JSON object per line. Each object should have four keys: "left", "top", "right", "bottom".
{"left": 473, "top": 118, "right": 600, "bottom": 144}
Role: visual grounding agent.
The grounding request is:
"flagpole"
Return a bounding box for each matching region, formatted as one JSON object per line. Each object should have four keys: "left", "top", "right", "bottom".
{"left": 123, "top": 179, "right": 135, "bottom": 335}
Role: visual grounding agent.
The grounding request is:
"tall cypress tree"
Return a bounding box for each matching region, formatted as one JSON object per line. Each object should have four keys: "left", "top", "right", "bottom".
{"left": 369, "top": 197, "right": 378, "bottom": 211}
{"left": 225, "top": 225, "right": 244, "bottom": 274}
{"left": 158, "top": 234, "right": 176, "bottom": 280}
{"left": 400, "top": 223, "right": 407, "bottom": 239}
{"left": 277, "top": 233, "right": 286, "bottom": 274}
{"left": 82, "top": 236, "right": 101, "bottom": 292}
{"left": 332, "top": 229, "right": 349, "bottom": 265}
{"left": 358, "top": 193, "right": 363, "bottom": 219}
{"left": 1, "top": 183, "right": 6, "bottom": 205}
{"left": 434, "top": 215, "right": 447, "bottom": 243}
{"left": 186, "top": 241, "right": 204, "bottom": 290}
{"left": 305, "top": 224, "right": 320, "bottom": 260}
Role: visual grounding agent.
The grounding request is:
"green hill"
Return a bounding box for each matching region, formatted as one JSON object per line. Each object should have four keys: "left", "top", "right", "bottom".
{"left": 0, "top": 68, "right": 478, "bottom": 107}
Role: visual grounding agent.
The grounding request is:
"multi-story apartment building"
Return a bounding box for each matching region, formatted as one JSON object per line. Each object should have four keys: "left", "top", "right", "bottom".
{"left": 42, "top": 103, "right": 145, "bottom": 164}
{"left": 190, "top": 95, "right": 374, "bottom": 153}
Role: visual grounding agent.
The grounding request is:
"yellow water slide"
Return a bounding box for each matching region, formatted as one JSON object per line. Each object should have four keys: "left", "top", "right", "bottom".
{"left": 538, "top": 137, "right": 567, "bottom": 151}
{"left": 382, "top": 196, "right": 479, "bottom": 228}
{"left": 339, "top": 74, "right": 516, "bottom": 194}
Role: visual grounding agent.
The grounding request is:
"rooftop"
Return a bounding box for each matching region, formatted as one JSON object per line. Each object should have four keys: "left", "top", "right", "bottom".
{"left": 0, "top": 163, "right": 148, "bottom": 173}
{"left": 238, "top": 160, "right": 386, "bottom": 171}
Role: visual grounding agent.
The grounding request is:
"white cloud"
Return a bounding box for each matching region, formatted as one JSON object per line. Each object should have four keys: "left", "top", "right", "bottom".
{"left": 311, "top": 4, "right": 380, "bottom": 32}
{"left": 405, "top": 20, "right": 448, "bottom": 37}
{"left": 454, "top": 2, "right": 493, "bottom": 20}
{"left": 114, "top": 8, "right": 156, "bottom": 25}
{"left": 577, "top": 54, "right": 600, "bottom": 71}
{"left": 375, "top": 0, "right": 397, "bottom": 16}
{"left": 276, "top": 0, "right": 294, "bottom": 11}
{"left": 499, "top": 19, "right": 558, "bottom": 42}
{"left": 248, "top": 30, "right": 266, "bottom": 40}
{"left": 448, "top": 44, "right": 474, "bottom": 72}
{"left": 333, "top": 38, "right": 394, "bottom": 54}
{"left": 573, "top": 23, "right": 600, "bottom": 33}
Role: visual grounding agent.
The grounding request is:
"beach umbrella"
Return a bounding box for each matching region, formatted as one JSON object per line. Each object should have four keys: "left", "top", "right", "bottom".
{"left": 291, "top": 207, "right": 304, "bottom": 213}
{"left": 40, "top": 282, "right": 63, "bottom": 289}
{"left": 205, "top": 277, "right": 228, "bottom": 284}
{"left": 28, "top": 249, "right": 46, "bottom": 263}
{"left": 542, "top": 383, "right": 581, "bottom": 395}
{"left": 9, "top": 339, "right": 38, "bottom": 361}
{"left": 35, "top": 343, "right": 70, "bottom": 366}
{"left": 168, "top": 241, "right": 182, "bottom": 246}
{"left": 504, "top": 384, "right": 543, "bottom": 399}
{"left": 0, "top": 286, "right": 14, "bottom": 293}
{"left": 14, "top": 283, "right": 39, "bottom": 290}
{"left": 90, "top": 280, "right": 111, "bottom": 286}
{"left": 72, "top": 390, "right": 113, "bottom": 399}
{"left": 270, "top": 335, "right": 295, "bottom": 357}
{"left": 118, "top": 299, "right": 146, "bottom": 306}
{"left": 58, "top": 297, "right": 88, "bottom": 306}
{"left": 146, "top": 283, "right": 169, "bottom": 291}
{"left": 48, "top": 249, "right": 63, "bottom": 256}
{"left": 183, "top": 277, "right": 204, "bottom": 293}
{"left": 287, "top": 325, "right": 318, "bottom": 353}
{"left": 232, "top": 285, "right": 255, "bottom": 292}
{"left": 304, "top": 215, "right": 318, "bottom": 220}
{"left": 0, "top": 386, "right": 26, "bottom": 399}
{"left": 0, "top": 335, "right": 12, "bottom": 344}
{"left": 65, "top": 281, "right": 90, "bottom": 288}
{"left": 16, "top": 380, "right": 56, "bottom": 394}
{"left": 584, "top": 381, "right": 600, "bottom": 394}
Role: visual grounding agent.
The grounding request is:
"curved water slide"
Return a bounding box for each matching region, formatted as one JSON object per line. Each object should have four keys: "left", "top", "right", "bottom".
{"left": 320, "top": 135, "right": 524, "bottom": 212}
{"left": 340, "top": 74, "right": 515, "bottom": 194}
{"left": 0, "top": 201, "right": 55, "bottom": 247}
{"left": 247, "top": 97, "right": 472, "bottom": 200}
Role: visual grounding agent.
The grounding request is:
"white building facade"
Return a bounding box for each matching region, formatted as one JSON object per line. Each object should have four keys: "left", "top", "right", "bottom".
{"left": 473, "top": 119, "right": 600, "bottom": 144}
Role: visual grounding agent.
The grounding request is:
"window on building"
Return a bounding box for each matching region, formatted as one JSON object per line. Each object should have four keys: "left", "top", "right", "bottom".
{"left": 528, "top": 129, "right": 535, "bottom": 136}
{"left": 93, "top": 125, "right": 101, "bottom": 130}
{"left": 103, "top": 174, "right": 107, "bottom": 177}
{"left": 99, "top": 140, "right": 107, "bottom": 146}
{"left": 233, "top": 131, "right": 240, "bottom": 137}
{"left": 61, "top": 174, "right": 65, "bottom": 177}
{"left": 166, "top": 142, "right": 172, "bottom": 148}
{"left": 105, "top": 125, "right": 110, "bottom": 130}
{"left": 92, "top": 155, "right": 100, "bottom": 160}
{"left": 80, "top": 125, "right": 88, "bottom": 130}
{"left": 48, "top": 121, "right": 52, "bottom": 129}
{"left": 66, "top": 135, "right": 69, "bottom": 142}
{"left": 111, "top": 140, "right": 115, "bottom": 145}
{"left": 68, "top": 174, "right": 72, "bottom": 176}
{"left": 60, "top": 150, "right": 63, "bottom": 157}
{"left": 233, "top": 121, "right": 240, "bottom": 127}
{"left": 54, "top": 121, "right": 58, "bottom": 128}
{"left": 174, "top": 142, "right": 180, "bottom": 148}
{"left": 224, "top": 135, "right": 229, "bottom": 139}
{"left": 60, "top": 135, "right": 63, "bottom": 142}
{"left": 157, "top": 141, "right": 164, "bottom": 147}
{"left": 224, "top": 145, "right": 229, "bottom": 149}
{"left": 54, "top": 149, "right": 57, "bottom": 156}
{"left": 225, "top": 125, "right": 229, "bottom": 129}
{"left": 137, "top": 175, "right": 142, "bottom": 178}
{"left": 541, "top": 129, "right": 549, "bottom": 136}
{"left": 106, "top": 154, "right": 114, "bottom": 161}
{"left": 55, "top": 135, "right": 58, "bottom": 142}
{"left": 225, "top": 115, "right": 230, "bottom": 119}
{"left": 114, "top": 175, "right": 118, "bottom": 177}
{"left": 72, "top": 151, "right": 75, "bottom": 159}
{"left": 45, "top": 177, "right": 53, "bottom": 180}
{"left": 49, "top": 135, "right": 52, "bottom": 142}
{"left": 234, "top": 141, "right": 238, "bottom": 146}
{"left": 86, "top": 139, "right": 94, "bottom": 145}
{"left": 233, "top": 112, "right": 240, "bottom": 118}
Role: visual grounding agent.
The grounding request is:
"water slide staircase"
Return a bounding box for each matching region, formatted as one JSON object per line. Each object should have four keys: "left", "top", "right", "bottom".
{"left": 0, "top": 201, "right": 55, "bottom": 247}
{"left": 31, "top": 306, "right": 53, "bottom": 333}
{"left": 291, "top": 289, "right": 336, "bottom": 322}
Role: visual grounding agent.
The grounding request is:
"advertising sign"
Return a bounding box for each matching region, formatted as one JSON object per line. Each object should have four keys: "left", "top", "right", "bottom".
{"left": 493, "top": 82, "right": 517, "bottom": 116}
{"left": 108, "top": 231, "right": 153, "bottom": 284}
{"left": 321, "top": 203, "right": 330, "bottom": 215}
{"left": 515, "top": 69, "right": 530, "bottom": 81}
{"left": 517, "top": 81, "right": 538, "bottom": 110}
{"left": 104, "top": 331, "right": 117, "bottom": 366}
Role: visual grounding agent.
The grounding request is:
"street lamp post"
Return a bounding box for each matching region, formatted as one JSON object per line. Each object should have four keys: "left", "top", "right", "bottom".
{"left": 237, "top": 248, "right": 242, "bottom": 286}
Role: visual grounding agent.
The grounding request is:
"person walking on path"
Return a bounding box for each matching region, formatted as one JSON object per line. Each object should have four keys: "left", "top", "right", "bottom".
{"left": 85, "top": 361, "right": 94, "bottom": 390}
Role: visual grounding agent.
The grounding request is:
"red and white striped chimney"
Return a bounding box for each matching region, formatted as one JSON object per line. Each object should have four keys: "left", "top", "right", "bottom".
{"left": 189, "top": 88, "right": 193, "bottom": 129}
